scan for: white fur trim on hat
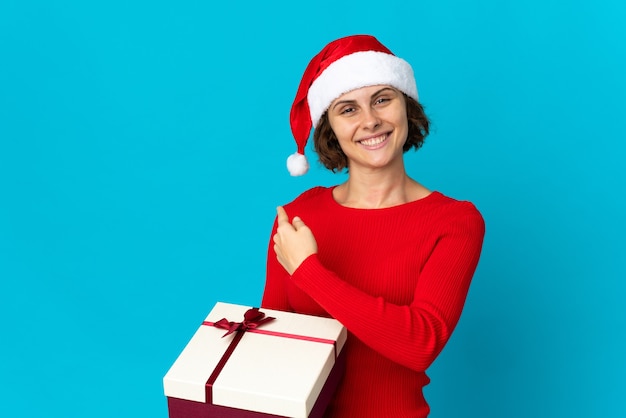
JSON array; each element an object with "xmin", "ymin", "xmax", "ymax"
[
  {"xmin": 307, "ymin": 50, "xmax": 418, "ymax": 128},
  {"xmin": 287, "ymin": 152, "xmax": 309, "ymax": 176}
]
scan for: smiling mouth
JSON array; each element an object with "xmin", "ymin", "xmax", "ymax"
[{"xmin": 358, "ymin": 134, "xmax": 388, "ymax": 147}]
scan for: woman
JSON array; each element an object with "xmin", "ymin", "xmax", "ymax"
[{"xmin": 262, "ymin": 35, "xmax": 485, "ymax": 417}]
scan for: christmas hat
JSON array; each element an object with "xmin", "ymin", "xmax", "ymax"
[{"xmin": 287, "ymin": 34, "xmax": 418, "ymax": 176}]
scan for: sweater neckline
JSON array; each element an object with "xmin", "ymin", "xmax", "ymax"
[{"xmin": 326, "ymin": 186, "xmax": 443, "ymax": 212}]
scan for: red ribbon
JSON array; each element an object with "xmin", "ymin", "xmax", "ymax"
[
  {"xmin": 201, "ymin": 307, "xmax": 337, "ymax": 406},
  {"xmin": 203, "ymin": 307, "xmax": 275, "ymax": 404},
  {"xmin": 210, "ymin": 307, "xmax": 275, "ymax": 337}
]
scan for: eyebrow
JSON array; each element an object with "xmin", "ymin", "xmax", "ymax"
[{"xmin": 331, "ymin": 87, "xmax": 397, "ymax": 111}]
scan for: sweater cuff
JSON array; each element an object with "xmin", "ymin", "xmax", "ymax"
[{"xmin": 292, "ymin": 253, "xmax": 322, "ymax": 282}]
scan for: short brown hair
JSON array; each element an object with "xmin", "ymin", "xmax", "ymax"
[{"xmin": 312, "ymin": 95, "xmax": 430, "ymax": 172}]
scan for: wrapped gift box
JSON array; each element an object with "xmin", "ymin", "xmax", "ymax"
[{"xmin": 163, "ymin": 302, "xmax": 347, "ymax": 418}]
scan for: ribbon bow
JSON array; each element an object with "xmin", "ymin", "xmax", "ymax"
[{"xmin": 212, "ymin": 308, "xmax": 275, "ymax": 338}]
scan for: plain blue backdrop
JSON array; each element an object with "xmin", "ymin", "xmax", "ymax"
[{"xmin": 1, "ymin": 1, "xmax": 624, "ymax": 417}]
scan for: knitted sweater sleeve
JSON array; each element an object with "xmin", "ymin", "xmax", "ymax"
[{"xmin": 288, "ymin": 208, "xmax": 484, "ymax": 372}]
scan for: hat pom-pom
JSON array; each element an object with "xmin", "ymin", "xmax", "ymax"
[{"xmin": 287, "ymin": 152, "xmax": 309, "ymax": 176}]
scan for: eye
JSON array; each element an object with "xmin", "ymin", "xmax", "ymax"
[
  {"xmin": 374, "ymin": 96, "xmax": 391, "ymax": 105},
  {"xmin": 340, "ymin": 106, "xmax": 356, "ymax": 115}
]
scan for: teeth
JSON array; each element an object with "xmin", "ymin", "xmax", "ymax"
[{"xmin": 360, "ymin": 135, "xmax": 387, "ymax": 146}]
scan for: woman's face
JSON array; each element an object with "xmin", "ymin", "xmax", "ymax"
[{"xmin": 327, "ymin": 85, "xmax": 408, "ymax": 173}]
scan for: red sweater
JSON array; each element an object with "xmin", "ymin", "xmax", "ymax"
[{"xmin": 262, "ymin": 187, "xmax": 485, "ymax": 417}]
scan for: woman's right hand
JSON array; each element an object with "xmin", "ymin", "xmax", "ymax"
[{"xmin": 272, "ymin": 206, "xmax": 318, "ymax": 275}]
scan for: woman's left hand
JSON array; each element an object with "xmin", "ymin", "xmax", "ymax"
[{"xmin": 273, "ymin": 206, "xmax": 318, "ymax": 275}]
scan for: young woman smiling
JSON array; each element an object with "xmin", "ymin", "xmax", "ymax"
[
  {"xmin": 262, "ymin": 35, "xmax": 485, "ymax": 417},
  {"xmin": 325, "ymin": 85, "xmax": 430, "ymax": 208}
]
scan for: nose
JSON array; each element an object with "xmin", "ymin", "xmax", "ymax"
[{"xmin": 361, "ymin": 107, "xmax": 381, "ymax": 130}]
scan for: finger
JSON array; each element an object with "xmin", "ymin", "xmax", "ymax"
[
  {"xmin": 273, "ymin": 244, "xmax": 281, "ymax": 259},
  {"xmin": 276, "ymin": 206, "xmax": 289, "ymax": 225},
  {"xmin": 292, "ymin": 216, "xmax": 306, "ymax": 230}
]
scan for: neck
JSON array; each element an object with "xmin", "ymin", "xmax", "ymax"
[{"xmin": 335, "ymin": 166, "xmax": 429, "ymax": 209}]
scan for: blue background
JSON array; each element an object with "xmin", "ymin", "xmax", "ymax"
[{"xmin": 1, "ymin": 1, "xmax": 624, "ymax": 417}]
